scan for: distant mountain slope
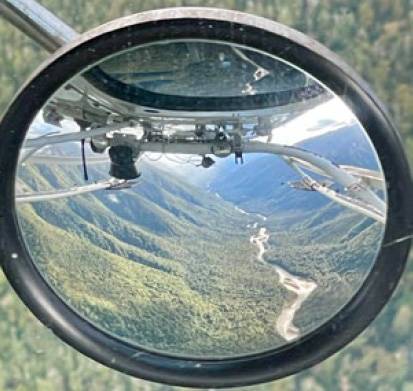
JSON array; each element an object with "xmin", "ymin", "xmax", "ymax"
[
  {"xmin": 209, "ymin": 124, "xmax": 383, "ymax": 218},
  {"xmin": 16, "ymin": 161, "xmax": 290, "ymax": 357},
  {"xmin": 15, "ymin": 130, "xmax": 385, "ymax": 357},
  {"xmin": 207, "ymin": 124, "xmax": 385, "ymax": 333}
]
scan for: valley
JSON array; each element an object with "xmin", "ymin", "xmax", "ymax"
[{"xmin": 15, "ymin": 139, "xmax": 384, "ymax": 359}]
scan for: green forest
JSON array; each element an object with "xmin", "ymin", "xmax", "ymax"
[
  {"xmin": 14, "ymin": 154, "xmax": 381, "ymax": 359},
  {"xmin": 1, "ymin": 0, "xmax": 413, "ymax": 390}
]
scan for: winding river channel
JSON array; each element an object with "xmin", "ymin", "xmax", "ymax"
[{"xmin": 250, "ymin": 227, "xmax": 318, "ymax": 341}]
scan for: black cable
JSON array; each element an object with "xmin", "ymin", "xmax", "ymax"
[{"xmin": 81, "ymin": 139, "xmax": 89, "ymax": 181}]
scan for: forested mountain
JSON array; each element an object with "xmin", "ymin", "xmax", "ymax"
[
  {"xmin": 0, "ymin": 1, "xmax": 413, "ymax": 391},
  {"xmin": 16, "ymin": 143, "xmax": 380, "ymax": 357},
  {"xmin": 17, "ymin": 160, "xmax": 286, "ymax": 357},
  {"xmin": 210, "ymin": 124, "xmax": 380, "ymax": 214}
]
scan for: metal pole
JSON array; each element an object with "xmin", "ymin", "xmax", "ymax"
[
  {"xmin": 0, "ymin": 0, "xmax": 131, "ymax": 122},
  {"xmin": 0, "ymin": 0, "xmax": 78, "ymax": 52}
]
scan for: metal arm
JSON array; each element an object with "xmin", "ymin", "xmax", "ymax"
[
  {"xmin": 286, "ymin": 158, "xmax": 385, "ymax": 223},
  {"xmin": 16, "ymin": 178, "xmax": 139, "ymax": 203},
  {"xmin": 2, "ymin": 1, "xmax": 385, "ymax": 223},
  {"xmin": 18, "ymin": 127, "xmax": 386, "ymax": 222},
  {"xmin": 27, "ymin": 154, "xmax": 109, "ymax": 165},
  {"xmin": 286, "ymin": 157, "xmax": 384, "ymax": 190},
  {"xmin": 134, "ymin": 140, "xmax": 385, "ymax": 215},
  {"xmin": 0, "ymin": 0, "xmax": 134, "ymax": 118},
  {"xmin": 0, "ymin": 0, "xmax": 77, "ymax": 52}
]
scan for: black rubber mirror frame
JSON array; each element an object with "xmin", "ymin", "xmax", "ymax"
[{"xmin": 0, "ymin": 8, "xmax": 412, "ymax": 388}]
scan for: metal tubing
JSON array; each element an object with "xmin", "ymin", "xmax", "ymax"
[
  {"xmin": 16, "ymin": 180, "xmax": 113, "ymax": 203},
  {"xmin": 0, "ymin": 0, "xmax": 78, "ymax": 52},
  {"xmin": 22, "ymin": 121, "xmax": 134, "ymax": 149},
  {"xmin": 23, "ymin": 124, "xmax": 385, "ymax": 216}
]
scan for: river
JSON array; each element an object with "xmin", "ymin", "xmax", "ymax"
[{"xmin": 250, "ymin": 227, "xmax": 317, "ymax": 341}]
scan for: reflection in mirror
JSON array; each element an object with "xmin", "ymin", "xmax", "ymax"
[{"xmin": 15, "ymin": 40, "xmax": 386, "ymax": 358}]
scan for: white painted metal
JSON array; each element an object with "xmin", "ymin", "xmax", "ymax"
[
  {"xmin": 28, "ymin": 154, "xmax": 110, "ymax": 165},
  {"xmin": 0, "ymin": 0, "xmax": 77, "ymax": 52},
  {"xmin": 16, "ymin": 179, "xmax": 137, "ymax": 203},
  {"xmin": 286, "ymin": 159, "xmax": 385, "ymax": 223},
  {"xmin": 22, "ymin": 121, "xmax": 134, "ymax": 149},
  {"xmin": 20, "ymin": 128, "xmax": 386, "ymax": 222}
]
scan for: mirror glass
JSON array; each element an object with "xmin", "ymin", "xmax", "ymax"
[{"xmin": 14, "ymin": 39, "xmax": 386, "ymax": 358}]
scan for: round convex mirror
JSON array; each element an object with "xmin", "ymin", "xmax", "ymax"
[{"xmin": 0, "ymin": 8, "xmax": 412, "ymax": 388}]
